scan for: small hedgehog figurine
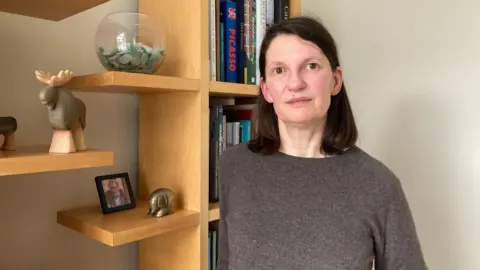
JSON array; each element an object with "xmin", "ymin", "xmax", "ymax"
[{"xmin": 35, "ymin": 69, "xmax": 87, "ymax": 154}]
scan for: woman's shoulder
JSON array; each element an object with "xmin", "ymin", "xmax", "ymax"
[
  {"xmin": 217, "ymin": 143, "xmax": 255, "ymax": 189},
  {"xmin": 219, "ymin": 142, "xmax": 253, "ymax": 166},
  {"xmin": 349, "ymin": 146, "xmax": 405, "ymax": 197}
]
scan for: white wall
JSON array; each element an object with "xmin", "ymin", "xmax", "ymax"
[
  {"xmin": 0, "ymin": 0, "xmax": 139, "ymax": 269},
  {"xmin": 302, "ymin": 1, "xmax": 480, "ymax": 269}
]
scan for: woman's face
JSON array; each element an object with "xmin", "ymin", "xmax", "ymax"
[{"xmin": 260, "ymin": 34, "xmax": 343, "ymax": 127}]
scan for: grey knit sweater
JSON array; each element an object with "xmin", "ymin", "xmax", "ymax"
[{"xmin": 216, "ymin": 143, "xmax": 427, "ymax": 270}]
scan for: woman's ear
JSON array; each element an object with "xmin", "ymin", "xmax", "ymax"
[
  {"xmin": 260, "ymin": 77, "xmax": 273, "ymax": 103},
  {"xmin": 331, "ymin": 67, "xmax": 343, "ymax": 96}
]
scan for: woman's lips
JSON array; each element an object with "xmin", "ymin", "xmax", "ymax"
[{"xmin": 286, "ymin": 97, "xmax": 312, "ymax": 104}]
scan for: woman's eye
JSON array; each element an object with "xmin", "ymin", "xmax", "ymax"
[
  {"xmin": 307, "ymin": 63, "xmax": 318, "ymax": 69},
  {"xmin": 273, "ymin": 67, "xmax": 283, "ymax": 74}
]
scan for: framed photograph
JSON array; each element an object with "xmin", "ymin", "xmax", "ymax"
[{"xmin": 95, "ymin": 172, "xmax": 136, "ymax": 214}]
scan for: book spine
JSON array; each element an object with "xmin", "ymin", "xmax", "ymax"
[
  {"xmin": 239, "ymin": 120, "xmax": 251, "ymax": 142},
  {"xmin": 223, "ymin": 0, "xmax": 238, "ymax": 83},
  {"xmin": 237, "ymin": 0, "xmax": 245, "ymax": 84},
  {"xmin": 274, "ymin": 0, "xmax": 290, "ymax": 23},
  {"xmin": 266, "ymin": 0, "xmax": 274, "ymax": 28},
  {"xmin": 249, "ymin": 0, "xmax": 256, "ymax": 84},
  {"xmin": 255, "ymin": 0, "xmax": 265, "ymax": 84},
  {"xmin": 243, "ymin": 0, "xmax": 250, "ymax": 85},
  {"xmin": 210, "ymin": 0, "xmax": 217, "ymax": 80},
  {"xmin": 220, "ymin": 21, "xmax": 225, "ymax": 81},
  {"xmin": 208, "ymin": 106, "xmax": 217, "ymax": 202},
  {"xmin": 215, "ymin": 105, "xmax": 223, "ymax": 201}
]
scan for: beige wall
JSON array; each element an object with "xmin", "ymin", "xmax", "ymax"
[
  {"xmin": 0, "ymin": 0, "xmax": 139, "ymax": 269},
  {"xmin": 303, "ymin": 1, "xmax": 480, "ymax": 269}
]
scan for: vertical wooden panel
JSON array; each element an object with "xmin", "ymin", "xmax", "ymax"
[
  {"xmin": 138, "ymin": 0, "xmax": 205, "ymax": 268},
  {"xmin": 290, "ymin": 0, "xmax": 302, "ymax": 17},
  {"xmin": 199, "ymin": 0, "xmax": 212, "ymax": 268},
  {"xmin": 139, "ymin": 0, "xmax": 203, "ymax": 79},
  {"xmin": 138, "ymin": 91, "xmax": 202, "ymax": 270},
  {"xmin": 138, "ymin": 92, "xmax": 202, "ymax": 210}
]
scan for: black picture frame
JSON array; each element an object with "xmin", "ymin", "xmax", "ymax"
[{"xmin": 95, "ymin": 172, "xmax": 136, "ymax": 214}]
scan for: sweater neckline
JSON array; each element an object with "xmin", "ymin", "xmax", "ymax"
[{"xmin": 268, "ymin": 146, "xmax": 359, "ymax": 164}]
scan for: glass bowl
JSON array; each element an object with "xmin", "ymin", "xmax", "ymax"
[{"xmin": 94, "ymin": 12, "xmax": 166, "ymax": 74}]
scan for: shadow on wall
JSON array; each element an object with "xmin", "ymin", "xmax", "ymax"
[{"xmin": 371, "ymin": 88, "xmax": 469, "ymax": 270}]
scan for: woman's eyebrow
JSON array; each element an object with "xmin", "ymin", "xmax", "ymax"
[
  {"xmin": 267, "ymin": 56, "xmax": 324, "ymax": 67},
  {"xmin": 302, "ymin": 56, "xmax": 323, "ymax": 62},
  {"xmin": 268, "ymin": 60, "xmax": 285, "ymax": 66}
]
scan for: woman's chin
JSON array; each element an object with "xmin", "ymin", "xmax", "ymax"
[{"xmin": 282, "ymin": 116, "xmax": 315, "ymax": 126}]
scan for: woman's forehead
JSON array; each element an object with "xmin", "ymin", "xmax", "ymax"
[{"xmin": 266, "ymin": 35, "xmax": 326, "ymax": 63}]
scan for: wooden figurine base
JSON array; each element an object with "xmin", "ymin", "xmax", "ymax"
[
  {"xmin": 72, "ymin": 122, "xmax": 86, "ymax": 151},
  {"xmin": 1, "ymin": 132, "xmax": 15, "ymax": 151},
  {"xmin": 49, "ymin": 130, "xmax": 76, "ymax": 153},
  {"xmin": 49, "ymin": 123, "xmax": 87, "ymax": 154}
]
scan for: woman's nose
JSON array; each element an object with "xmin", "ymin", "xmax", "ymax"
[{"xmin": 287, "ymin": 71, "xmax": 306, "ymax": 92}]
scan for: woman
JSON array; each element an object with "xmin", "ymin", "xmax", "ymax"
[{"xmin": 216, "ymin": 16, "xmax": 427, "ymax": 269}]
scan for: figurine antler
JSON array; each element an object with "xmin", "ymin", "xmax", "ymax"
[{"xmin": 35, "ymin": 69, "xmax": 73, "ymax": 86}]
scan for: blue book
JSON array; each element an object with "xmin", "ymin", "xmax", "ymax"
[
  {"xmin": 208, "ymin": 231, "xmax": 211, "ymax": 269},
  {"xmin": 220, "ymin": 0, "xmax": 238, "ymax": 83},
  {"xmin": 239, "ymin": 120, "xmax": 251, "ymax": 142}
]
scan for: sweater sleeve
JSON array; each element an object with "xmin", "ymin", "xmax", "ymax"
[
  {"xmin": 373, "ymin": 174, "xmax": 428, "ymax": 270},
  {"xmin": 216, "ymin": 151, "xmax": 231, "ymax": 270}
]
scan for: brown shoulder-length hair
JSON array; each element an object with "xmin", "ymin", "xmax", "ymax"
[{"xmin": 247, "ymin": 16, "xmax": 358, "ymax": 156}]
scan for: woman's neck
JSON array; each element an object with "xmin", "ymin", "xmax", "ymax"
[{"xmin": 278, "ymin": 120, "xmax": 325, "ymax": 158}]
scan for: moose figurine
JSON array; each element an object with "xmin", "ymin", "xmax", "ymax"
[
  {"xmin": 0, "ymin": 116, "xmax": 17, "ymax": 151},
  {"xmin": 35, "ymin": 69, "xmax": 87, "ymax": 154}
]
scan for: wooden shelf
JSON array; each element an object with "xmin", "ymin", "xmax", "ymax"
[
  {"xmin": 0, "ymin": 147, "xmax": 113, "ymax": 176},
  {"xmin": 209, "ymin": 81, "xmax": 259, "ymax": 97},
  {"xmin": 64, "ymin": 72, "xmax": 201, "ymax": 94},
  {"xmin": 208, "ymin": 202, "xmax": 219, "ymax": 222},
  {"xmin": 0, "ymin": 0, "xmax": 110, "ymax": 21},
  {"xmin": 57, "ymin": 200, "xmax": 200, "ymax": 247}
]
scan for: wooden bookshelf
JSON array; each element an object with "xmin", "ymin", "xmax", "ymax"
[
  {"xmin": 57, "ymin": 200, "xmax": 200, "ymax": 247},
  {"xmin": 0, "ymin": 0, "xmax": 303, "ymax": 269},
  {"xmin": 0, "ymin": 0, "xmax": 110, "ymax": 21},
  {"xmin": 0, "ymin": 147, "xmax": 113, "ymax": 176},
  {"xmin": 209, "ymin": 81, "xmax": 259, "ymax": 97},
  {"xmin": 208, "ymin": 202, "xmax": 219, "ymax": 222},
  {"xmin": 65, "ymin": 72, "xmax": 200, "ymax": 94}
]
